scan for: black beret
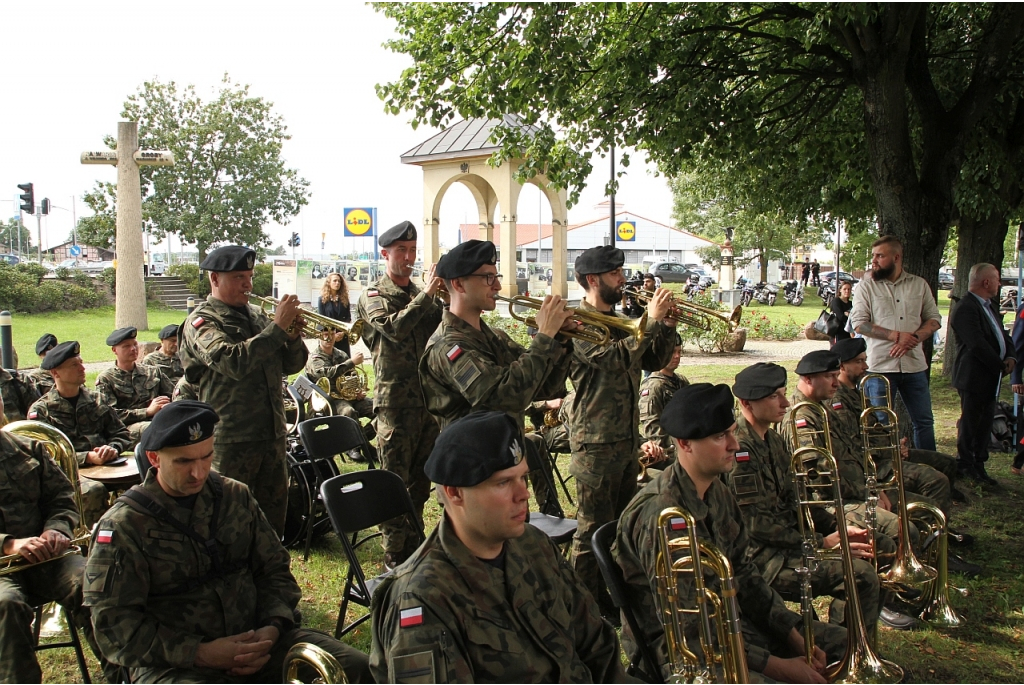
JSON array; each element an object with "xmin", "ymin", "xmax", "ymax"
[
  {"xmin": 832, "ymin": 337, "xmax": 867, "ymax": 363},
  {"xmin": 796, "ymin": 350, "xmax": 841, "ymax": 376},
  {"xmin": 140, "ymin": 400, "xmax": 220, "ymax": 452},
  {"xmin": 35, "ymin": 333, "xmax": 57, "ymax": 356},
  {"xmin": 662, "ymin": 383, "xmax": 736, "ymax": 440},
  {"xmin": 575, "ymin": 245, "xmax": 625, "ymax": 275},
  {"xmin": 41, "ymin": 341, "xmax": 80, "ymax": 370},
  {"xmin": 199, "ymin": 245, "xmax": 256, "ymax": 272},
  {"xmin": 734, "ymin": 363, "xmax": 787, "ymax": 400},
  {"xmin": 158, "ymin": 324, "xmax": 179, "ymax": 341},
  {"xmin": 436, "ymin": 240, "xmax": 497, "ymax": 280},
  {"xmin": 425, "ymin": 411, "xmax": 526, "ymax": 487},
  {"xmin": 378, "ymin": 220, "xmax": 417, "ymax": 247},
  {"xmin": 106, "ymin": 327, "xmax": 137, "ymax": 346}
]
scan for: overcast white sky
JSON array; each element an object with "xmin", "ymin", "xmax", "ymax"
[{"xmin": 0, "ymin": 1, "xmax": 675, "ymax": 257}]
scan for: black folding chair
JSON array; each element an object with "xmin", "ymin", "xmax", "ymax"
[
  {"xmin": 592, "ymin": 521, "xmax": 663, "ymax": 683},
  {"xmin": 133, "ymin": 443, "xmax": 150, "ymax": 481},
  {"xmin": 31, "ymin": 597, "xmax": 91, "ymax": 683},
  {"xmin": 525, "ymin": 438, "xmax": 577, "ymax": 551},
  {"xmin": 320, "ymin": 470, "xmax": 425, "ymax": 638},
  {"xmin": 298, "ymin": 415, "xmax": 377, "ymax": 468}
]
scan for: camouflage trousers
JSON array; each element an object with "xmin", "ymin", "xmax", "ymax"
[
  {"xmin": 126, "ymin": 420, "xmax": 151, "ymax": 449},
  {"xmin": 0, "ymin": 553, "xmax": 111, "ymax": 683},
  {"xmin": 376, "ymin": 407, "xmax": 436, "ymax": 557},
  {"xmin": 771, "ymin": 555, "xmax": 882, "ymax": 637},
  {"xmin": 131, "ymin": 627, "xmax": 372, "ymax": 683},
  {"xmin": 743, "ymin": 616, "xmax": 847, "ymax": 674},
  {"xmin": 330, "ymin": 398, "xmax": 376, "ymax": 442},
  {"xmin": 80, "ymin": 476, "xmax": 109, "ymax": 529},
  {"xmin": 570, "ymin": 439, "xmax": 639, "ymax": 603},
  {"xmin": 214, "ymin": 438, "xmax": 288, "ymax": 536},
  {"xmin": 542, "ymin": 423, "xmax": 570, "ymax": 455},
  {"xmin": 840, "ymin": 502, "xmax": 920, "ymax": 556},
  {"xmin": 904, "ymin": 449, "xmax": 957, "ymax": 518}
]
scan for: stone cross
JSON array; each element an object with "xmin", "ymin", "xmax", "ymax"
[{"xmin": 81, "ymin": 121, "xmax": 174, "ymax": 330}]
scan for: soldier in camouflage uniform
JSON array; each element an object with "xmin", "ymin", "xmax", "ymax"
[
  {"xmin": 173, "ymin": 375, "xmax": 199, "ymax": 402},
  {"xmin": 370, "ymin": 412, "xmax": 631, "ymax": 684},
  {"xmin": 142, "ymin": 323, "xmax": 185, "ymax": 385},
  {"xmin": 419, "ymin": 240, "xmax": 575, "ymax": 517},
  {"xmin": 0, "ymin": 408, "xmax": 111, "ymax": 683},
  {"xmin": 638, "ymin": 335, "xmax": 689, "ymax": 472},
  {"xmin": 28, "ymin": 341, "xmax": 130, "ymax": 528},
  {"xmin": 0, "ymin": 367, "xmax": 41, "ymax": 423},
  {"xmin": 84, "ymin": 401, "xmax": 371, "ymax": 683},
  {"xmin": 614, "ymin": 383, "xmax": 847, "ymax": 683},
  {"xmin": 178, "ymin": 246, "xmax": 308, "ymax": 535},
  {"xmin": 727, "ymin": 362, "xmax": 911, "ymax": 634},
  {"xmin": 25, "ymin": 333, "xmax": 57, "ymax": 396},
  {"xmin": 568, "ymin": 245, "xmax": 678, "ymax": 608},
  {"xmin": 96, "ymin": 326, "xmax": 175, "ymax": 446},
  {"xmin": 303, "ymin": 336, "xmax": 374, "ymax": 439},
  {"xmin": 356, "ymin": 221, "xmax": 444, "ymax": 567},
  {"xmin": 526, "ymin": 393, "xmax": 570, "ymax": 455}
]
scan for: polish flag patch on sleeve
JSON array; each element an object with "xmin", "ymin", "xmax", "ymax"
[
  {"xmin": 446, "ymin": 345, "xmax": 464, "ymax": 362},
  {"xmin": 27, "ymin": 411, "xmax": 36, "ymax": 419},
  {"xmin": 400, "ymin": 607, "xmax": 424, "ymax": 627},
  {"xmin": 96, "ymin": 530, "xmax": 114, "ymax": 544},
  {"xmin": 669, "ymin": 517, "xmax": 688, "ymax": 531},
  {"xmin": 191, "ymin": 317, "xmax": 205, "ymax": 329},
  {"xmin": 640, "ymin": 389, "xmax": 650, "ymax": 397},
  {"xmin": 735, "ymin": 452, "xmax": 750, "ymax": 462},
  {"xmin": 367, "ymin": 290, "xmax": 379, "ymax": 297},
  {"xmin": 795, "ymin": 418, "xmax": 808, "ymax": 428},
  {"xmin": 832, "ymin": 402, "xmax": 843, "ymax": 410}
]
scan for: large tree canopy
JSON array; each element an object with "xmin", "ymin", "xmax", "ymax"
[
  {"xmin": 376, "ymin": 3, "xmax": 1024, "ymax": 286},
  {"xmin": 82, "ymin": 76, "xmax": 310, "ymax": 261}
]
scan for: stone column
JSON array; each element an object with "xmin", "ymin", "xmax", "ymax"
[
  {"xmin": 115, "ymin": 122, "xmax": 148, "ymax": 330},
  {"xmin": 499, "ymin": 216, "xmax": 518, "ymax": 297},
  {"xmin": 552, "ymin": 218, "xmax": 568, "ymax": 298}
]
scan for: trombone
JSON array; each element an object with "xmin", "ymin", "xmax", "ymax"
[
  {"xmin": 654, "ymin": 507, "xmax": 749, "ymax": 683},
  {"xmin": 623, "ymin": 287, "xmax": 743, "ymax": 332},
  {"xmin": 249, "ymin": 294, "xmax": 364, "ymax": 345},
  {"xmin": 786, "ymin": 405, "xmax": 904, "ymax": 684}
]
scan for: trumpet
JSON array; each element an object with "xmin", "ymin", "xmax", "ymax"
[
  {"xmin": 623, "ymin": 287, "xmax": 742, "ymax": 332},
  {"xmin": 283, "ymin": 641, "xmax": 348, "ymax": 683},
  {"xmin": 249, "ymin": 294, "xmax": 364, "ymax": 345},
  {"xmin": 495, "ymin": 294, "xmax": 646, "ymax": 345},
  {"xmin": 315, "ymin": 367, "xmax": 368, "ymax": 401},
  {"xmin": 786, "ymin": 404, "xmax": 904, "ymax": 683},
  {"xmin": 654, "ymin": 507, "xmax": 749, "ymax": 683}
]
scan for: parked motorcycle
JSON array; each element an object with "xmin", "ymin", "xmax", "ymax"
[
  {"xmin": 739, "ymin": 279, "xmax": 756, "ymax": 306},
  {"xmin": 818, "ymin": 280, "xmax": 835, "ymax": 308},
  {"xmin": 751, "ymin": 281, "xmax": 778, "ymax": 306},
  {"xmin": 782, "ymin": 279, "xmax": 804, "ymax": 306},
  {"xmin": 682, "ymin": 274, "xmax": 706, "ymax": 300}
]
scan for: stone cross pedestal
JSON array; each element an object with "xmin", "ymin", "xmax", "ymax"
[{"xmin": 81, "ymin": 121, "xmax": 174, "ymax": 330}]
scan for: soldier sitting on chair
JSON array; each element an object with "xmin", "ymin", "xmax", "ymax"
[
  {"xmin": 27, "ymin": 341, "xmax": 127, "ymax": 528},
  {"xmin": 638, "ymin": 333, "xmax": 689, "ymax": 477},
  {"xmin": 95, "ymin": 327, "xmax": 175, "ymax": 445},
  {"xmin": 0, "ymin": 366, "xmax": 41, "ymax": 424},
  {"xmin": 26, "ymin": 333, "xmax": 58, "ymax": 395},
  {"xmin": 303, "ymin": 334, "xmax": 374, "ymax": 446},
  {"xmin": 143, "ymin": 324, "xmax": 185, "ymax": 385},
  {"xmin": 370, "ymin": 411, "xmax": 634, "ymax": 684},
  {"xmin": 84, "ymin": 400, "xmax": 372, "ymax": 684}
]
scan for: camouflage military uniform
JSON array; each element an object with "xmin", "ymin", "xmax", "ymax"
[
  {"xmin": 172, "ymin": 375, "xmax": 199, "ymax": 402},
  {"xmin": 357, "ymin": 275, "xmax": 443, "ymax": 557},
  {"xmin": 727, "ymin": 413, "xmax": 883, "ymax": 632},
  {"xmin": 28, "ymin": 386, "xmax": 131, "ymax": 527},
  {"xmin": 142, "ymin": 349, "xmax": 185, "ymax": 385},
  {"xmin": 178, "ymin": 296, "xmax": 308, "ymax": 534},
  {"xmin": 568, "ymin": 302, "xmax": 677, "ymax": 601},
  {"xmin": 370, "ymin": 514, "xmax": 631, "ymax": 684},
  {"xmin": 0, "ymin": 367, "xmax": 41, "ymax": 423},
  {"xmin": 95, "ymin": 362, "xmax": 175, "ymax": 445},
  {"xmin": 614, "ymin": 459, "xmax": 847, "ymax": 679},
  {"xmin": 26, "ymin": 367, "xmax": 55, "ymax": 396},
  {"xmin": 0, "ymin": 430, "xmax": 108, "ymax": 683},
  {"xmin": 304, "ymin": 346, "xmax": 374, "ymax": 433},
  {"xmin": 833, "ymin": 383, "xmax": 954, "ymax": 518},
  {"xmin": 83, "ymin": 470, "xmax": 370, "ymax": 683},
  {"xmin": 420, "ymin": 310, "xmax": 572, "ymax": 514},
  {"xmin": 526, "ymin": 395, "xmax": 570, "ymax": 455},
  {"xmin": 638, "ymin": 371, "xmax": 690, "ymax": 464}
]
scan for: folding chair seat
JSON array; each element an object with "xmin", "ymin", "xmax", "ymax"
[
  {"xmin": 525, "ymin": 439, "xmax": 578, "ymax": 550},
  {"xmin": 320, "ymin": 470, "xmax": 425, "ymax": 638},
  {"xmin": 298, "ymin": 415, "xmax": 376, "ymax": 467},
  {"xmin": 592, "ymin": 521, "xmax": 663, "ymax": 683}
]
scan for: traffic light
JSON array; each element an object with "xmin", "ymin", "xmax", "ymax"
[
  {"xmin": 41, "ymin": 198, "xmax": 50, "ymax": 215},
  {"xmin": 17, "ymin": 183, "xmax": 33, "ymax": 214},
  {"xmin": 288, "ymin": 231, "xmax": 300, "ymax": 247}
]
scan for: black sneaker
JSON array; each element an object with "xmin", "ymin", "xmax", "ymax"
[
  {"xmin": 879, "ymin": 607, "xmax": 918, "ymax": 630},
  {"xmin": 947, "ymin": 553, "xmax": 983, "ymax": 578}
]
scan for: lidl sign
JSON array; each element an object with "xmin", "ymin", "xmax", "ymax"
[
  {"xmin": 344, "ymin": 208, "xmax": 375, "ymax": 237},
  {"xmin": 616, "ymin": 220, "xmax": 636, "ymax": 242}
]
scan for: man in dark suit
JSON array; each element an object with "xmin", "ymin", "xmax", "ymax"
[{"xmin": 951, "ymin": 262, "xmax": 1015, "ymax": 486}]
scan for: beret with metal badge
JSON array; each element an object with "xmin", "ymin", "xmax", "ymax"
[
  {"xmin": 106, "ymin": 327, "xmax": 138, "ymax": 347},
  {"xmin": 199, "ymin": 245, "xmax": 256, "ymax": 272},
  {"xmin": 425, "ymin": 411, "xmax": 526, "ymax": 487},
  {"xmin": 378, "ymin": 220, "xmax": 417, "ymax": 247},
  {"xmin": 662, "ymin": 383, "xmax": 736, "ymax": 440},
  {"xmin": 436, "ymin": 240, "xmax": 497, "ymax": 280},
  {"xmin": 41, "ymin": 341, "xmax": 81, "ymax": 370},
  {"xmin": 574, "ymin": 245, "xmax": 625, "ymax": 276},
  {"xmin": 795, "ymin": 349, "xmax": 842, "ymax": 376},
  {"xmin": 733, "ymin": 362, "xmax": 788, "ymax": 401},
  {"xmin": 140, "ymin": 400, "xmax": 220, "ymax": 452},
  {"xmin": 831, "ymin": 337, "xmax": 867, "ymax": 363},
  {"xmin": 35, "ymin": 333, "xmax": 57, "ymax": 356}
]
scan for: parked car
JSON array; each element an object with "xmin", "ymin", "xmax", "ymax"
[
  {"xmin": 937, "ymin": 272, "xmax": 954, "ymax": 290},
  {"xmin": 821, "ymin": 270, "xmax": 858, "ymax": 284},
  {"xmin": 648, "ymin": 261, "xmax": 698, "ymax": 284},
  {"xmin": 0, "ymin": 254, "xmax": 20, "ymax": 266}
]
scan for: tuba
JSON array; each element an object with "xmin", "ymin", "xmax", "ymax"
[
  {"xmin": 858, "ymin": 374, "xmax": 937, "ymax": 593},
  {"xmin": 283, "ymin": 641, "xmax": 348, "ymax": 683},
  {"xmin": 906, "ymin": 502, "xmax": 964, "ymax": 628},
  {"xmin": 622, "ymin": 287, "xmax": 743, "ymax": 332},
  {"xmin": 0, "ymin": 421, "xmax": 91, "ymax": 576},
  {"xmin": 316, "ymin": 366, "xmax": 368, "ymax": 401},
  {"xmin": 654, "ymin": 507, "xmax": 749, "ymax": 683},
  {"xmin": 786, "ymin": 405, "xmax": 904, "ymax": 684},
  {"xmin": 249, "ymin": 294, "xmax": 364, "ymax": 345}
]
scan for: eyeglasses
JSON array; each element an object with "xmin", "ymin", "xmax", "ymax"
[{"xmin": 465, "ymin": 272, "xmax": 503, "ymax": 286}]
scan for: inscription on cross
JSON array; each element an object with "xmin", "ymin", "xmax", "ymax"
[{"xmin": 80, "ymin": 121, "xmax": 174, "ymax": 330}]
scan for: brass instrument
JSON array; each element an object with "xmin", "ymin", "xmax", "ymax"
[
  {"xmin": 0, "ymin": 421, "xmax": 91, "ymax": 576},
  {"xmin": 249, "ymin": 294, "xmax": 364, "ymax": 345},
  {"xmin": 786, "ymin": 404, "xmax": 904, "ymax": 684},
  {"xmin": 858, "ymin": 374, "xmax": 937, "ymax": 593},
  {"xmin": 284, "ymin": 641, "xmax": 348, "ymax": 683},
  {"xmin": 316, "ymin": 366, "xmax": 368, "ymax": 401},
  {"xmin": 496, "ymin": 294, "xmax": 646, "ymax": 345},
  {"xmin": 623, "ymin": 287, "xmax": 743, "ymax": 332},
  {"xmin": 654, "ymin": 507, "xmax": 749, "ymax": 683},
  {"xmin": 906, "ymin": 502, "xmax": 964, "ymax": 628},
  {"xmin": 543, "ymin": 408, "xmax": 560, "ymax": 427}
]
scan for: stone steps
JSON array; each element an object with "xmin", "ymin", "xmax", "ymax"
[{"xmin": 145, "ymin": 276, "xmax": 198, "ymax": 310}]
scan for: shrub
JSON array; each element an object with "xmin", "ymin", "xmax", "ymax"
[
  {"xmin": 54, "ymin": 266, "xmax": 71, "ymax": 280},
  {"xmin": 482, "ymin": 311, "xmax": 532, "ymax": 348},
  {"xmin": 98, "ymin": 267, "xmax": 116, "ymax": 296},
  {"xmin": 15, "ymin": 262, "xmax": 48, "ymax": 284},
  {"xmin": 252, "ymin": 263, "xmax": 273, "ymax": 296},
  {"xmin": 168, "ymin": 263, "xmax": 209, "ymax": 297},
  {"xmin": 35, "ymin": 281, "xmax": 102, "ymax": 312},
  {"xmin": 745, "ymin": 313, "xmax": 802, "ymax": 340},
  {"xmin": 70, "ymin": 271, "xmax": 93, "ymax": 289}
]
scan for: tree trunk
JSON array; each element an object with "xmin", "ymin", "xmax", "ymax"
[{"xmin": 759, "ymin": 253, "xmax": 768, "ymax": 282}]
